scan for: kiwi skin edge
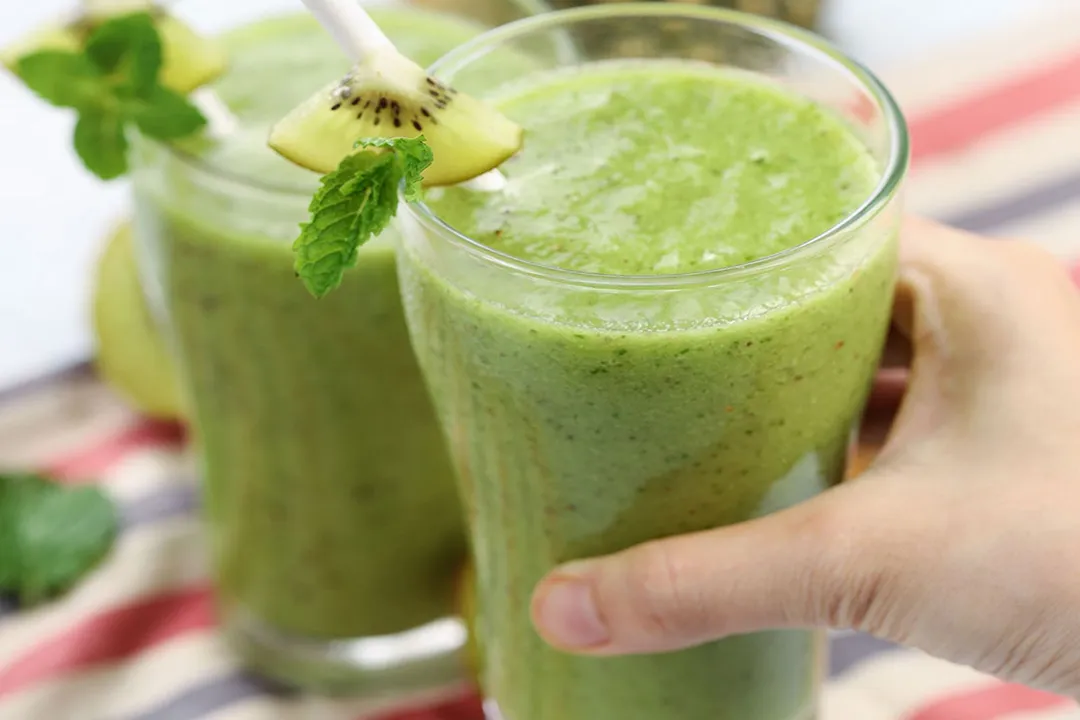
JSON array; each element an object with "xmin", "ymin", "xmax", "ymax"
[{"xmin": 269, "ymin": 50, "xmax": 523, "ymax": 187}]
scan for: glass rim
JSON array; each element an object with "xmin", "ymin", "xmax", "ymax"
[{"xmin": 405, "ymin": 2, "xmax": 910, "ymax": 290}]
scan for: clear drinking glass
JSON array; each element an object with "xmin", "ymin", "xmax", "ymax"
[
  {"xmin": 396, "ymin": 5, "xmax": 908, "ymax": 719},
  {"xmin": 128, "ymin": 0, "xmax": 539, "ymax": 697}
]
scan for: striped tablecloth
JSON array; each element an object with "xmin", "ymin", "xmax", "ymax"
[{"xmin": 4, "ymin": 4, "xmax": 1080, "ymax": 719}]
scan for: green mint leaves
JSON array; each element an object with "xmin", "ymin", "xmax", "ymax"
[
  {"xmin": 293, "ymin": 136, "xmax": 434, "ymax": 298},
  {"xmin": 11, "ymin": 12, "xmax": 206, "ymax": 180},
  {"xmin": 0, "ymin": 473, "xmax": 119, "ymax": 606},
  {"xmin": 16, "ymin": 51, "xmax": 103, "ymax": 108}
]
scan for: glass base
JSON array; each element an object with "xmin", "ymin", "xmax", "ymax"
[
  {"xmin": 482, "ymin": 698, "xmax": 818, "ymax": 720},
  {"xmin": 225, "ymin": 608, "xmax": 469, "ymax": 697}
]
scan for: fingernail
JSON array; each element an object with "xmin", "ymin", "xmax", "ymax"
[{"xmin": 533, "ymin": 565, "xmax": 609, "ymax": 649}]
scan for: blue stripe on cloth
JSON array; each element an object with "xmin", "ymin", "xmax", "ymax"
[
  {"xmin": 121, "ymin": 483, "xmax": 199, "ymax": 532},
  {"xmin": 943, "ymin": 167, "xmax": 1080, "ymax": 234},
  {"xmin": 830, "ymin": 632, "xmax": 903, "ymax": 677},
  {"xmin": 123, "ymin": 672, "xmax": 295, "ymax": 720}
]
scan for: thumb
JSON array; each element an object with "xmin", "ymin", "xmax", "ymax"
[{"xmin": 530, "ymin": 480, "xmax": 921, "ymax": 655}]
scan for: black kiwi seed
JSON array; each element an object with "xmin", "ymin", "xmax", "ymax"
[
  {"xmin": 373, "ymin": 117, "xmax": 380, "ymax": 126},
  {"xmin": 351, "ymin": 97, "xmax": 361, "ymax": 106},
  {"xmin": 393, "ymin": 118, "xmax": 401, "ymax": 127},
  {"xmin": 426, "ymin": 77, "xmax": 436, "ymax": 86},
  {"xmin": 412, "ymin": 120, "xmax": 423, "ymax": 131},
  {"xmin": 420, "ymin": 108, "xmax": 431, "ymax": 117},
  {"xmin": 331, "ymin": 103, "xmax": 342, "ymax": 111},
  {"xmin": 378, "ymin": 98, "xmax": 388, "ymax": 109},
  {"xmin": 429, "ymin": 89, "xmax": 440, "ymax": 98},
  {"xmin": 357, "ymin": 112, "xmax": 364, "ymax": 119}
]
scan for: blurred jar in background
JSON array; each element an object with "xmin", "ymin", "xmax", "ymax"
[
  {"xmin": 412, "ymin": 0, "xmax": 824, "ymax": 64},
  {"xmin": 539, "ymin": 0, "xmax": 821, "ymax": 28},
  {"xmin": 413, "ymin": 0, "xmax": 822, "ymax": 35}
]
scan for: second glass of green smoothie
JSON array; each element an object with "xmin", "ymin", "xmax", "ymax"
[
  {"xmin": 128, "ymin": 1, "xmax": 534, "ymax": 696},
  {"xmin": 397, "ymin": 5, "xmax": 908, "ymax": 719}
]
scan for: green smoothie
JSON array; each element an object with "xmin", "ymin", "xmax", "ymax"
[
  {"xmin": 132, "ymin": 10, "xmax": 484, "ymax": 656},
  {"xmin": 400, "ymin": 61, "xmax": 898, "ymax": 718}
]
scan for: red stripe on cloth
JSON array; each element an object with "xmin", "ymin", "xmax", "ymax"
[
  {"xmin": 906, "ymin": 683, "xmax": 1073, "ymax": 720},
  {"xmin": 367, "ymin": 691, "xmax": 484, "ymax": 720},
  {"xmin": 46, "ymin": 419, "xmax": 186, "ymax": 482},
  {"xmin": 0, "ymin": 586, "xmax": 214, "ymax": 698},
  {"xmin": 909, "ymin": 49, "xmax": 1080, "ymax": 166}
]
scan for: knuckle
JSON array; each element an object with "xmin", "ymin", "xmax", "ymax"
[
  {"xmin": 793, "ymin": 494, "xmax": 902, "ymax": 633},
  {"xmin": 618, "ymin": 540, "xmax": 710, "ymax": 643}
]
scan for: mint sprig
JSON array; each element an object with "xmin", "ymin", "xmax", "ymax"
[
  {"xmin": 293, "ymin": 136, "xmax": 434, "ymax": 298},
  {"xmin": 11, "ymin": 12, "xmax": 206, "ymax": 180},
  {"xmin": 0, "ymin": 473, "xmax": 119, "ymax": 606}
]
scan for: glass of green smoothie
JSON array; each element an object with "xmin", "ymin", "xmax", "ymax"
[
  {"xmin": 127, "ymin": 0, "xmax": 539, "ymax": 696},
  {"xmin": 395, "ymin": 4, "xmax": 907, "ymax": 718}
]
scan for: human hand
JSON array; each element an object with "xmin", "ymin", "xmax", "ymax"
[{"xmin": 530, "ymin": 217, "xmax": 1080, "ymax": 698}]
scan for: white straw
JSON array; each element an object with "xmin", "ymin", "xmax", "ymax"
[
  {"xmin": 300, "ymin": 0, "xmax": 395, "ymax": 62},
  {"xmin": 466, "ymin": 171, "xmax": 509, "ymax": 191},
  {"xmin": 191, "ymin": 87, "xmax": 240, "ymax": 138}
]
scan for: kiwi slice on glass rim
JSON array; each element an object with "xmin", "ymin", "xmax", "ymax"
[
  {"xmin": 1, "ymin": 0, "xmax": 227, "ymax": 95},
  {"xmin": 269, "ymin": 44, "xmax": 523, "ymax": 187}
]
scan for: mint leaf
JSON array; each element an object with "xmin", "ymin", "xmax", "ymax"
[
  {"xmin": 128, "ymin": 86, "xmax": 206, "ymax": 139},
  {"xmin": 294, "ymin": 137, "xmax": 434, "ymax": 298},
  {"xmin": 0, "ymin": 476, "xmax": 51, "ymax": 591},
  {"xmin": 0, "ymin": 473, "xmax": 119, "ymax": 606},
  {"xmin": 357, "ymin": 136, "xmax": 433, "ymax": 202},
  {"xmin": 294, "ymin": 153, "xmax": 396, "ymax": 298},
  {"xmin": 14, "ymin": 51, "xmax": 104, "ymax": 109},
  {"xmin": 85, "ymin": 12, "xmax": 162, "ymax": 96},
  {"xmin": 6, "ymin": 10, "xmax": 211, "ymax": 181},
  {"xmin": 74, "ymin": 108, "xmax": 129, "ymax": 180}
]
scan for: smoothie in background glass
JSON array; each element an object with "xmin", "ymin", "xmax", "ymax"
[
  {"xmin": 129, "ymin": 5, "xmax": 528, "ymax": 694},
  {"xmin": 397, "ymin": 6, "xmax": 908, "ymax": 719}
]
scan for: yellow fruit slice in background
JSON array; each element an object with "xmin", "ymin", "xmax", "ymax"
[
  {"xmin": 1, "ymin": 6, "xmax": 227, "ymax": 96},
  {"xmin": 91, "ymin": 221, "xmax": 184, "ymax": 420}
]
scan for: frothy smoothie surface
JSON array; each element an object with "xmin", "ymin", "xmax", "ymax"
[{"xmin": 427, "ymin": 60, "xmax": 880, "ymax": 275}]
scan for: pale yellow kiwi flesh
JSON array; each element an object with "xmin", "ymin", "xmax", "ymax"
[
  {"xmin": 268, "ymin": 51, "xmax": 523, "ymax": 187},
  {"xmin": 1, "ymin": 7, "xmax": 227, "ymax": 95}
]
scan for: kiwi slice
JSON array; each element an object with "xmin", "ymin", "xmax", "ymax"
[
  {"xmin": 268, "ymin": 48, "xmax": 523, "ymax": 186},
  {"xmin": 1, "ymin": 1, "xmax": 227, "ymax": 95},
  {"xmin": 148, "ymin": 14, "xmax": 228, "ymax": 95},
  {"xmin": 0, "ymin": 21, "xmax": 81, "ymax": 72}
]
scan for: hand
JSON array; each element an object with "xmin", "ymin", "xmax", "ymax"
[{"xmin": 530, "ymin": 217, "xmax": 1080, "ymax": 699}]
